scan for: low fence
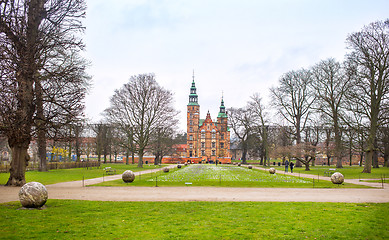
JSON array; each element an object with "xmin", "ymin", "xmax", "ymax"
[{"xmin": 0, "ymin": 161, "xmax": 100, "ymax": 173}]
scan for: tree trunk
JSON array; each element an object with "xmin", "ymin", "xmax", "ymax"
[
  {"xmin": 364, "ymin": 151, "xmax": 372, "ymax": 173},
  {"xmin": 137, "ymin": 151, "xmax": 143, "ymax": 168},
  {"xmin": 384, "ymin": 154, "xmax": 389, "ymax": 167},
  {"xmin": 37, "ymin": 132, "xmax": 47, "ymax": 171},
  {"xmin": 372, "ymin": 150, "xmax": 379, "ymax": 168},
  {"xmin": 303, "ymin": 156, "xmax": 310, "ymax": 171},
  {"xmin": 304, "ymin": 162, "xmax": 310, "ymax": 171},
  {"xmin": 334, "ymin": 126, "xmax": 343, "ymax": 169},
  {"xmin": 372, "ymin": 138, "xmax": 379, "ymax": 168},
  {"xmin": 125, "ymin": 150, "xmax": 129, "ymax": 165},
  {"xmin": 6, "ymin": 145, "xmax": 30, "ymax": 186},
  {"xmin": 35, "ymin": 80, "xmax": 47, "ymax": 172},
  {"xmin": 363, "ymin": 108, "xmax": 379, "ymax": 173},
  {"xmin": 241, "ymin": 147, "xmax": 247, "ymax": 164},
  {"xmin": 132, "ymin": 152, "xmax": 135, "ymax": 164}
]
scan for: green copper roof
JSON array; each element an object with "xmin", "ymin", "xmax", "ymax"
[
  {"xmin": 188, "ymin": 76, "xmax": 199, "ymax": 105},
  {"xmin": 217, "ymin": 112, "xmax": 228, "ymax": 118}
]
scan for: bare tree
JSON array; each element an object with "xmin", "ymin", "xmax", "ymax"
[
  {"xmin": 270, "ymin": 69, "xmax": 315, "ymax": 167},
  {"xmin": 345, "ymin": 19, "xmax": 389, "ymax": 173},
  {"xmin": 0, "ymin": 0, "xmax": 88, "ymax": 186},
  {"xmin": 150, "ymin": 126, "xmax": 176, "ymax": 165},
  {"xmin": 248, "ymin": 93, "xmax": 270, "ymax": 166},
  {"xmin": 228, "ymin": 107, "xmax": 254, "ymax": 164},
  {"xmin": 311, "ymin": 58, "xmax": 349, "ymax": 168},
  {"xmin": 104, "ymin": 73, "xmax": 178, "ymax": 168}
]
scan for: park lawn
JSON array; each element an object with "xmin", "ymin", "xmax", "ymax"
[
  {"xmin": 0, "ymin": 164, "xmax": 163, "ymax": 185},
  {"xmin": 271, "ymin": 165, "xmax": 389, "ymax": 179},
  {"xmin": 94, "ymin": 165, "xmax": 368, "ymax": 188},
  {"xmin": 0, "ymin": 200, "xmax": 387, "ymax": 240}
]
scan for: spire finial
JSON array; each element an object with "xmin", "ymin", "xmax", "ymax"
[{"xmin": 192, "ymin": 69, "xmax": 195, "ymax": 82}]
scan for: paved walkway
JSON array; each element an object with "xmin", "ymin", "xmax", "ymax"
[{"xmin": 0, "ymin": 165, "xmax": 388, "ymax": 203}]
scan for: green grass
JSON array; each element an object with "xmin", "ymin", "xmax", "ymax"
[
  {"xmin": 270, "ymin": 165, "xmax": 389, "ymax": 179},
  {"xmin": 361, "ymin": 179, "xmax": 389, "ymax": 183},
  {"xmin": 0, "ymin": 200, "xmax": 387, "ymax": 240},
  {"xmin": 0, "ymin": 164, "xmax": 163, "ymax": 185},
  {"xmin": 94, "ymin": 165, "xmax": 367, "ymax": 188}
]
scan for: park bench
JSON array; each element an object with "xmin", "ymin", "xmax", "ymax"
[
  {"xmin": 104, "ymin": 167, "xmax": 116, "ymax": 175},
  {"xmin": 324, "ymin": 168, "xmax": 336, "ymax": 177}
]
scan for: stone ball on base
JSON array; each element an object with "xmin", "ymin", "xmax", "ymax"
[
  {"xmin": 163, "ymin": 167, "xmax": 169, "ymax": 173},
  {"xmin": 177, "ymin": 164, "xmax": 182, "ymax": 169},
  {"xmin": 331, "ymin": 172, "xmax": 344, "ymax": 184},
  {"xmin": 269, "ymin": 168, "xmax": 276, "ymax": 174},
  {"xmin": 122, "ymin": 170, "xmax": 135, "ymax": 183},
  {"xmin": 19, "ymin": 182, "xmax": 48, "ymax": 208}
]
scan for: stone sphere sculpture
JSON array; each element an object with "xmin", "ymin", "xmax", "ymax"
[
  {"xmin": 122, "ymin": 170, "xmax": 135, "ymax": 183},
  {"xmin": 177, "ymin": 164, "xmax": 182, "ymax": 169},
  {"xmin": 19, "ymin": 182, "xmax": 48, "ymax": 208},
  {"xmin": 163, "ymin": 167, "xmax": 170, "ymax": 173},
  {"xmin": 331, "ymin": 172, "xmax": 344, "ymax": 184},
  {"xmin": 269, "ymin": 168, "xmax": 276, "ymax": 174},
  {"xmin": 248, "ymin": 165, "xmax": 253, "ymax": 169}
]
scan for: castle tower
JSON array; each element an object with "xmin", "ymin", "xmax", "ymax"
[
  {"xmin": 187, "ymin": 72, "xmax": 200, "ymax": 158},
  {"xmin": 217, "ymin": 96, "xmax": 230, "ymax": 158}
]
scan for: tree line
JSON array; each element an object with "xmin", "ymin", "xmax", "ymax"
[{"xmin": 228, "ymin": 19, "xmax": 389, "ymax": 173}]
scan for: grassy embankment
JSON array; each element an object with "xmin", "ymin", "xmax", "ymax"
[
  {"xmin": 94, "ymin": 164, "xmax": 368, "ymax": 188},
  {"xmin": 0, "ymin": 163, "xmax": 163, "ymax": 185},
  {"xmin": 0, "ymin": 200, "xmax": 388, "ymax": 240}
]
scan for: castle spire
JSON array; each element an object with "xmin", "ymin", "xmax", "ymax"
[
  {"xmin": 188, "ymin": 71, "xmax": 199, "ymax": 106},
  {"xmin": 218, "ymin": 94, "xmax": 227, "ymax": 118}
]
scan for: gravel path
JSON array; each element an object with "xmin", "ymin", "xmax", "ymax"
[{"xmin": 1, "ymin": 165, "xmax": 388, "ymax": 203}]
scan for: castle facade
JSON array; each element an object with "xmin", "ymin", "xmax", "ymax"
[{"xmin": 186, "ymin": 75, "xmax": 231, "ymax": 163}]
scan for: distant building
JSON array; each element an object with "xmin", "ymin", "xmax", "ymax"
[{"xmin": 186, "ymin": 73, "xmax": 231, "ymax": 163}]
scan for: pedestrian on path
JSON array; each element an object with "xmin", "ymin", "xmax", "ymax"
[
  {"xmin": 290, "ymin": 161, "xmax": 294, "ymax": 173},
  {"xmin": 284, "ymin": 159, "xmax": 289, "ymax": 172}
]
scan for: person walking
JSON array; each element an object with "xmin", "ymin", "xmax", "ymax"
[
  {"xmin": 284, "ymin": 159, "xmax": 289, "ymax": 172},
  {"xmin": 290, "ymin": 161, "xmax": 295, "ymax": 173}
]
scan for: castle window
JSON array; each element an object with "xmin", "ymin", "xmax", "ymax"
[
  {"xmin": 189, "ymin": 151, "xmax": 193, "ymax": 157},
  {"xmin": 189, "ymin": 143, "xmax": 193, "ymax": 149},
  {"xmin": 220, "ymin": 142, "xmax": 224, "ymax": 149},
  {"xmin": 212, "ymin": 133, "xmax": 216, "ymax": 139},
  {"xmin": 189, "ymin": 135, "xmax": 193, "ymax": 140},
  {"xmin": 212, "ymin": 142, "xmax": 216, "ymax": 148},
  {"xmin": 201, "ymin": 132, "xmax": 205, "ymax": 138},
  {"xmin": 190, "ymin": 120, "xmax": 193, "ymax": 125},
  {"xmin": 201, "ymin": 142, "xmax": 205, "ymax": 148},
  {"xmin": 190, "ymin": 127, "xmax": 193, "ymax": 132},
  {"xmin": 201, "ymin": 150, "xmax": 205, "ymax": 156},
  {"xmin": 212, "ymin": 150, "xmax": 216, "ymax": 156},
  {"xmin": 221, "ymin": 133, "xmax": 224, "ymax": 139}
]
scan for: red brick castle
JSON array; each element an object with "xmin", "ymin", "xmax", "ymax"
[{"xmin": 186, "ymin": 74, "xmax": 231, "ymax": 163}]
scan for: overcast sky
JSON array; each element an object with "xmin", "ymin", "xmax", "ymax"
[{"xmin": 83, "ymin": 0, "xmax": 389, "ymax": 132}]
